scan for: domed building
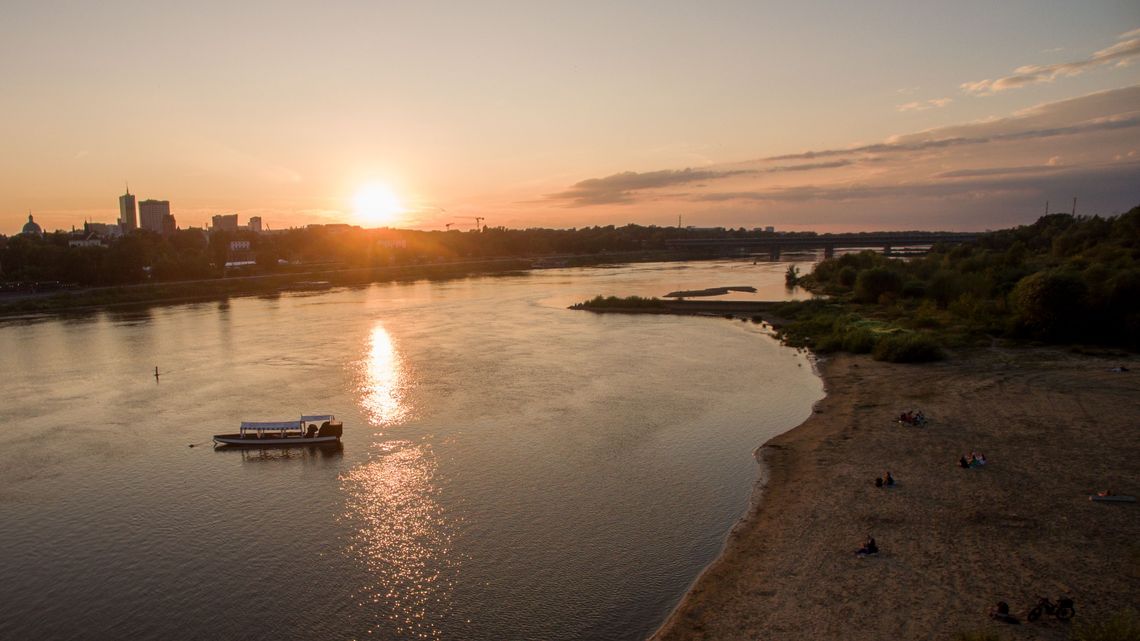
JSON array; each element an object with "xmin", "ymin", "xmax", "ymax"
[{"xmin": 21, "ymin": 213, "xmax": 43, "ymax": 238}]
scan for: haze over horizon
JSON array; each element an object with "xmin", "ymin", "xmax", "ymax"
[{"xmin": 3, "ymin": 1, "xmax": 1139, "ymax": 235}]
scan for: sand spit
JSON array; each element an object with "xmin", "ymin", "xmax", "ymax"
[{"xmin": 652, "ymin": 349, "xmax": 1140, "ymax": 641}]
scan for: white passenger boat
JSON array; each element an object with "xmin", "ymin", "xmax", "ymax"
[{"xmin": 213, "ymin": 414, "xmax": 343, "ymax": 447}]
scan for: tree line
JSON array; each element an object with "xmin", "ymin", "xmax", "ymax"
[
  {"xmin": 0, "ymin": 224, "xmax": 768, "ymax": 287},
  {"xmin": 775, "ymin": 204, "xmax": 1140, "ymax": 357}
]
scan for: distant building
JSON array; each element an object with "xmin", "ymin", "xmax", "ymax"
[
  {"xmin": 162, "ymin": 213, "xmax": 177, "ymax": 237},
  {"xmin": 307, "ymin": 223, "xmax": 355, "ymax": 233},
  {"xmin": 248, "ymin": 216, "xmax": 263, "ymax": 233},
  {"xmin": 84, "ymin": 221, "xmax": 122, "ymax": 238},
  {"xmin": 21, "ymin": 213, "xmax": 43, "ymax": 237},
  {"xmin": 68, "ymin": 234, "xmax": 104, "ymax": 248},
  {"xmin": 119, "ymin": 188, "xmax": 137, "ymax": 232},
  {"xmin": 225, "ymin": 239, "xmax": 255, "ymax": 270},
  {"xmin": 765, "ymin": 226, "xmax": 775, "ymax": 233},
  {"xmin": 139, "ymin": 199, "xmax": 173, "ymax": 235},
  {"xmin": 211, "ymin": 214, "xmax": 239, "ymax": 232}
]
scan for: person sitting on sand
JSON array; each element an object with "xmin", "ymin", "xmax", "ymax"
[
  {"xmin": 884, "ymin": 471, "xmax": 895, "ymax": 486},
  {"xmin": 856, "ymin": 535, "xmax": 878, "ymax": 556},
  {"xmin": 989, "ymin": 601, "xmax": 1020, "ymax": 624},
  {"xmin": 959, "ymin": 455, "xmax": 970, "ymax": 469},
  {"xmin": 874, "ymin": 476, "xmax": 884, "ymax": 488}
]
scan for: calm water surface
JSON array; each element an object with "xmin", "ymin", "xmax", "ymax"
[{"xmin": 0, "ymin": 260, "xmax": 822, "ymax": 641}]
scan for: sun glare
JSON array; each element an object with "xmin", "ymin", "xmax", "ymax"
[{"xmin": 353, "ymin": 183, "xmax": 404, "ymax": 227}]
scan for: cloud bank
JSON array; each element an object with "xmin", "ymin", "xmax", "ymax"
[{"xmin": 543, "ymin": 86, "xmax": 1140, "ymax": 229}]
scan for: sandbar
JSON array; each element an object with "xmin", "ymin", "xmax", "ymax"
[{"xmin": 651, "ymin": 348, "xmax": 1140, "ymax": 640}]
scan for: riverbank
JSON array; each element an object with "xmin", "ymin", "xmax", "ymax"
[
  {"xmin": 652, "ymin": 348, "xmax": 1139, "ymax": 641},
  {"xmin": 0, "ymin": 250, "xmax": 699, "ymax": 318}
]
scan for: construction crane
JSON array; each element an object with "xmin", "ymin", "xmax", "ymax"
[
  {"xmin": 453, "ymin": 216, "xmax": 485, "ymax": 231},
  {"xmin": 444, "ymin": 222, "xmax": 454, "ymax": 231}
]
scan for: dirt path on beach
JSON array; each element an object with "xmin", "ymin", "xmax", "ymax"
[{"xmin": 652, "ymin": 349, "xmax": 1140, "ymax": 641}]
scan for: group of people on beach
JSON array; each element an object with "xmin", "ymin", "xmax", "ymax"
[
  {"xmin": 959, "ymin": 451, "xmax": 987, "ymax": 468},
  {"xmin": 898, "ymin": 410, "xmax": 926, "ymax": 426},
  {"xmin": 874, "ymin": 471, "xmax": 895, "ymax": 488}
]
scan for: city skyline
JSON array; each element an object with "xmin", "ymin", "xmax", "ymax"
[{"xmin": 3, "ymin": 1, "xmax": 1139, "ymax": 235}]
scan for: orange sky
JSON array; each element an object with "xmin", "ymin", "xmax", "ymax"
[{"xmin": 2, "ymin": 2, "xmax": 1138, "ymax": 235}]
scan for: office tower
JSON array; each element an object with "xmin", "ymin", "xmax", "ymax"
[
  {"xmin": 119, "ymin": 188, "xmax": 137, "ymax": 232},
  {"xmin": 211, "ymin": 214, "xmax": 239, "ymax": 232},
  {"xmin": 139, "ymin": 199, "xmax": 172, "ymax": 235}
]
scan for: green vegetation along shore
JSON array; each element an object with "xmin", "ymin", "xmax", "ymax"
[{"xmin": 575, "ymin": 205, "xmax": 1140, "ymax": 361}]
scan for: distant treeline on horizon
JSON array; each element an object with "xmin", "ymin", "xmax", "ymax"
[{"xmin": 0, "ymin": 207, "xmax": 1136, "ymax": 298}]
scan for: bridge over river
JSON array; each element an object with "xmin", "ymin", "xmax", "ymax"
[{"xmin": 665, "ymin": 231, "xmax": 980, "ymax": 259}]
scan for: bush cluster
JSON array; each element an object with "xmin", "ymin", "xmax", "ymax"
[{"xmin": 791, "ymin": 205, "xmax": 1140, "ymax": 352}]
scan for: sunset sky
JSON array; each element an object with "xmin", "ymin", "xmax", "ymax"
[{"xmin": 2, "ymin": 1, "xmax": 1138, "ymax": 234}]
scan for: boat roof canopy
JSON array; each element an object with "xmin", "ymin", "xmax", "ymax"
[
  {"xmin": 241, "ymin": 421, "xmax": 301, "ymax": 431},
  {"xmin": 240, "ymin": 415, "xmax": 335, "ymax": 431}
]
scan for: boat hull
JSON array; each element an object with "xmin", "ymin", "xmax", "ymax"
[{"xmin": 213, "ymin": 434, "xmax": 340, "ymax": 447}]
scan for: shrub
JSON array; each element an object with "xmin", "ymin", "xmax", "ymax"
[
  {"xmin": 902, "ymin": 279, "xmax": 926, "ymax": 298},
  {"xmin": 872, "ymin": 333, "xmax": 944, "ymax": 363},
  {"xmin": 842, "ymin": 327, "xmax": 877, "ymax": 354},
  {"xmin": 1010, "ymin": 269, "xmax": 1088, "ymax": 339},
  {"xmin": 855, "ymin": 267, "xmax": 904, "ymax": 303},
  {"xmin": 838, "ymin": 266, "xmax": 858, "ymax": 288},
  {"xmin": 785, "ymin": 265, "xmax": 799, "ymax": 287}
]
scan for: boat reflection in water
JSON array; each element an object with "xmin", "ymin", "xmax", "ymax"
[{"xmin": 212, "ymin": 441, "xmax": 345, "ymax": 464}]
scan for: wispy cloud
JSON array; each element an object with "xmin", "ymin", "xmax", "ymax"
[
  {"xmin": 771, "ymin": 86, "xmax": 1140, "ymax": 161},
  {"xmin": 932, "ymin": 164, "xmax": 1065, "ymax": 179},
  {"xmin": 547, "ymin": 168, "xmax": 754, "ymax": 206},
  {"xmin": 690, "ymin": 161, "xmax": 1140, "ymax": 203},
  {"xmin": 546, "ymin": 160, "xmax": 862, "ymax": 206},
  {"xmin": 962, "ymin": 28, "xmax": 1140, "ymax": 95},
  {"xmin": 897, "ymin": 98, "xmax": 952, "ymax": 112}
]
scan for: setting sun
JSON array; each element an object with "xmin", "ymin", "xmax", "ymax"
[{"xmin": 353, "ymin": 183, "xmax": 404, "ymax": 227}]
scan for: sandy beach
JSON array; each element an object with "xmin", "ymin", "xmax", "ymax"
[{"xmin": 652, "ymin": 348, "xmax": 1140, "ymax": 641}]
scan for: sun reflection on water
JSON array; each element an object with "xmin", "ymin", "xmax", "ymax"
[
  {"xmin": 341, "ymin": 441, "xmax": 460, "ymax": 639},
  {"xmin": 357, "ymin": 323, "xmax": 410, "ymax": 427}
]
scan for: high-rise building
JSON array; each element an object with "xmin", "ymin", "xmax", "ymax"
[
  {"xmin": 211, "ymin": 214, "xmax": 239, "ymax": 232},
  {"xmin": 139, "ymin": 199, "xmax": 172, "ymax": 235},
  {"xmin": 119, "ymin": 188, "xmax": 137, "ymax": 232},
  {"xmin": 248, "ymin": 216, "xmax": 263, "ymax": 233}
]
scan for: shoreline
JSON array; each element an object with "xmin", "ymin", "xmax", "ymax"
[{"xmin": 651, "ymin": 349, "xmax": 1139, "ymax": 640}]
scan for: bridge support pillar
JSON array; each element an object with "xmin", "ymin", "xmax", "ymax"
[
  {"xmin": 883, "ymin": 245, "xmax": 892, "ymax": 257},
  {"xmin": 823, "ymin": 244, "xmax": 834, "ymax": 259},
  {"xmin": 769, "ymin": 246, "xmax": 781, "ymax": 261}
]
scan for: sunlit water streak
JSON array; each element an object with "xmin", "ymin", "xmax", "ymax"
[
  {"xmin": 341, "ymin": 441, "xmax": 459, "ymax": 639},
  {"xmin": 0, "ymin": 259, "xmax": 822, "ymax": 641}
]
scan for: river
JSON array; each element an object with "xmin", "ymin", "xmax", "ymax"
[{"xmin": 0, "ymin": 259, "xmax": 823, "ymax": 641}]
